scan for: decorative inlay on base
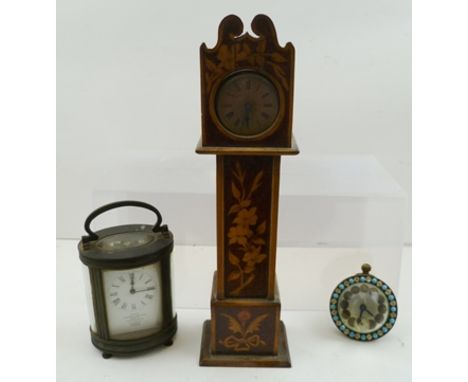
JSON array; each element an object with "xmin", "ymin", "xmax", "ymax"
[
  {"xmin": 209, "ymin": 272, "xmax": 282, "ymax": 356},
  {"xmin": 200, "ymin": 320, "xmax": 291, "ymax": 368},
  {"xmin": 219, "ymin": 311, "xmax": 268, "ymax": 351}
]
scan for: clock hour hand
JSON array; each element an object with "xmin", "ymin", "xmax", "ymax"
[
  {"xmin": 357, "ymin": 304, "xmax": 367, "ymax": 324},
  {"xmin": 243, "ymin": 102, "xmax": 252, "ymax": 129}
]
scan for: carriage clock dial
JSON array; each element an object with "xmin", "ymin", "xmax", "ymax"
[
  {"xmin": 330, "ymin": 264, "xmax": 398, "ymax": 341},
  {"xmin": 215, "ymin": 71, "xmax": 279, "ymax": 137},
  {"xmin": 106, "ymin": 268, "xmax": 158, "ymax": 312},
  {"xmin": 102, "ymin": 263, "xmax": 163, "ymax": 339}
]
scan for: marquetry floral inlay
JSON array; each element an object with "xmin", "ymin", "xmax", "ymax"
[
  {"xmin": 219, "ymin": 310, "xmax": 268, "ymax": 352},
  {"xmin": 205, "ymin": 41, "xmax": 289, "ymax": 92},
  {"xmin": 227, "ymin": 161, "xmax": 267, "ymax": 296}
]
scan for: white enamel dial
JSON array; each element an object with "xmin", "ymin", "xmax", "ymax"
[{"xmin": 102, "ymin": 263, "xmax": 163, "ymax": 340}]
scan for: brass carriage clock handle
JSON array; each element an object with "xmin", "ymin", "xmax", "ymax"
[{"xmin": 82, "ymin": 200, "xmax": 163, "ymax": 243}]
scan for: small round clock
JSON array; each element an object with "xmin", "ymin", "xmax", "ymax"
[
  {"xmin": 329, "ymin": 264, "xmax": 398, "ymax": 341},
  {"xmin": 214, "ymin": 71, "xmax": 280, "ymax": 138},
  {"xmin": 78, "ymin": 201, "xmax": 177, "ymax": 358}
]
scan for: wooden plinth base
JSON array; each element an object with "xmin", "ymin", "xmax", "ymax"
[{"xmin": 199, "ymin": 320, "xmax": 291, "ymax": 367}]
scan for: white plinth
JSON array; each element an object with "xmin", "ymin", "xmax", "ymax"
[{"xmin": 57, "ymin": 240, "xmax": 411, "ymax": 381}]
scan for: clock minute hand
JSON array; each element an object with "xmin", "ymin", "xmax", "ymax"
[
  {"xmin": 364, "ymin": 308, "xmax": 374, "ymax": 317},
  {"xmin": 129, "ymin": 273, "xmax": 135, "ymax": 293},
  {"xmin": 133, "ymin": 286, "xmax": 156, "ymax": 293}
]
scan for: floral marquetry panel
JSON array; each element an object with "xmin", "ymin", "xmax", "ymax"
[
  {"xmin": 213, "ymin": 305, "xmax": 280, "ymax": 355},
  {"xmin": 218, "ymin": 156, "xmax": 279, "ymax": 298}
]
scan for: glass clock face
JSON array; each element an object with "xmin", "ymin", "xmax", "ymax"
[
  {"xmin": 337, "ymin": 283, "xmax": 389, "ymax": 334},
  {"xmin": 330, "ymin": 270, "xmax": 398, "ymax": 341},
  {"xmin": 102, "ymin": 263, "xmax": 163, "ymax": 340},
  {"xmin": 97, "ymin": 231, "xmax": 154, "ymax": 252},
  {"xmin": 215, "ymin": 72, "xmax": 279, "ymax": 137}
]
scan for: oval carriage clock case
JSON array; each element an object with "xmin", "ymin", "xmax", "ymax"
[{"xmin": 78, "ymin": 201, "xmax": 177, "ymax": 358}]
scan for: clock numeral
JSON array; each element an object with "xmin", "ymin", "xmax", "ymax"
[
  {"xmin": 234, "ymin": 118, "xmax": 240, "ymax": 126},
  {"xmin": 110, "ymin": 292, "xmax": 118, "ymax": 297},
  {"xmin": 262, "ymin": 92, "xmax": 270, "ymax": 98},
  {"xmin": 112, "ymin": 298, "xmax": 121, "ymax": 306},
  {"xmin": 246, "ymin": 80, "xmax": 251, "ymax": 90},
  {"xmin": 145, "ymin": 279, "xmax": 152, "ymax": 285},
  {"xmin": 112, "ymin": 284, "xmax": 119, "ymax": 288},
  {"xmin": 132, "ymin": 304, "xmax": 137, "ymax": 310},
  {"xmin": 234, "ymin": 81, "xmax": 241, "ymax": 91},
  {"xmin": 264, "ymin": 103, "xmax": 272, "ymax": 107},
  {"xmin": 225, "ymin": 111, "xmax": 234, "ymax": 119},
  {"xmin": 261, "ymin": 112, "xmax": 270, "ymax": 119},
  {"xmin": 141, "ymin": 300, "xmax": 147, "ymax": 306},
  {"xmin": 118, "ymin": 276, "xmax": 125, "ymax": 283},
  {"xmin": 121, "ymin": 302, "xmax": 127, "ymax": 310},
  {"xmin": 222, "ymin": 103, "xmax": 232, "ymax": 108},
  {"xmin": 145, "ymin": 294, "xmax": 153, "ymax": 300},
  {"xmin": 139, "ymin": 273, "xmax": 144, "ymax": 280}
]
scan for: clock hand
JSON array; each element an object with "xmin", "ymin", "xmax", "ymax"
[
  {"xmin": 365, "ymin": 308, "xmax": 374, "ymax": 317},
  {"xmin": 357, "ymin": 304, "xmax": 367, "ymax": 324},
  {"xmin": 129, "ymin": 273, "xmax": 135, "ymax": 293},
  {"xmin": 244, "ymin": 102, "xmax": 252, "ymax": 129},
  {"xmin": 133, "ymin": 286, "xmax": 156, "ymax": 293}
]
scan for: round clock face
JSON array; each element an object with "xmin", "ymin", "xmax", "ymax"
[
  {"xmin": 215, "ymin": 72, "xmax": 280, "ymax": 137},
  {"xmin": 330, "ymin": 268, "xmax": 398, "ymax": 341},
  {"xmin": 102, "ymin": 263, "xmax": 163, "ymax": 340},
  {"xmin": 337, "ymin": 283, "xmax": 388, "ymax": 334}
]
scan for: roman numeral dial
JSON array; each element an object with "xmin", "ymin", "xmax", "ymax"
[
  {"xmin": 107, "ymin": 270, "xmax": 157, "ymax": 312},
  {"xmin": 215, "ymin": 72, "xmax": 280, "ymax": 137}
]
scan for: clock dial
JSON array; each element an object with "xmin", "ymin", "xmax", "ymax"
[
  {"xmin": 102, "ymin": 263, "xmax": 163, "ymax": 340},
  {"xmin": 215, "ymin": 72, "xmax": 279, "ymax": 137},
  {"xmin": 337, "ymin": 283, "xmax": 388, "ymax": 334},
  {"xmin": 330, "ymin": 266, "xmax": 398, "ymax": 341}
]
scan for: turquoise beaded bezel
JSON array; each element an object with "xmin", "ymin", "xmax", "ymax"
[{"xmin": 329, "ymin": 268, "xmax": 398, "ymax": 342}]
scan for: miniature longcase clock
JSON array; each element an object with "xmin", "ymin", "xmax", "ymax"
[{"xmin": 196, "ymin": 14, "xmax": 298, "ymax": 367}]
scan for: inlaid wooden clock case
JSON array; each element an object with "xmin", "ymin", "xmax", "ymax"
[{"xmin": 197, "ymin": 14, "xmax": 299, "ymax": 367}]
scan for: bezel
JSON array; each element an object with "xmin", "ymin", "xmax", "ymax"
[
  {"xmin": 209, "ymin": 69, "xmax": 285, "ymax": 141},
  {"xmin": 78, "ymin": 224, "xmax": 173, "ymax": 269},
  {"xmin": 329, "ymin": 270, "xmax": 398, "ymax": 342}
]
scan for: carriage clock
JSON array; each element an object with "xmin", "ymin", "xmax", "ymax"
[
  {"xmin": 78, "ymin": 201, "xmax": 177, "ymax": 358},
  {"xmin": 196, "ymin": 15, "xmax": 299, "ymax": 367}
]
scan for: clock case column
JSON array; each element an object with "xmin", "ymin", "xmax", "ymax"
[{"xmin": 199, "ymin": 154, "xmax": 291, "ymax": 367}]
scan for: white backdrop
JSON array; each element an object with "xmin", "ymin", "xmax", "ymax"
[{"xmin": 57, "ymin": 0, "xmax": 411, "ymax": 243}]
